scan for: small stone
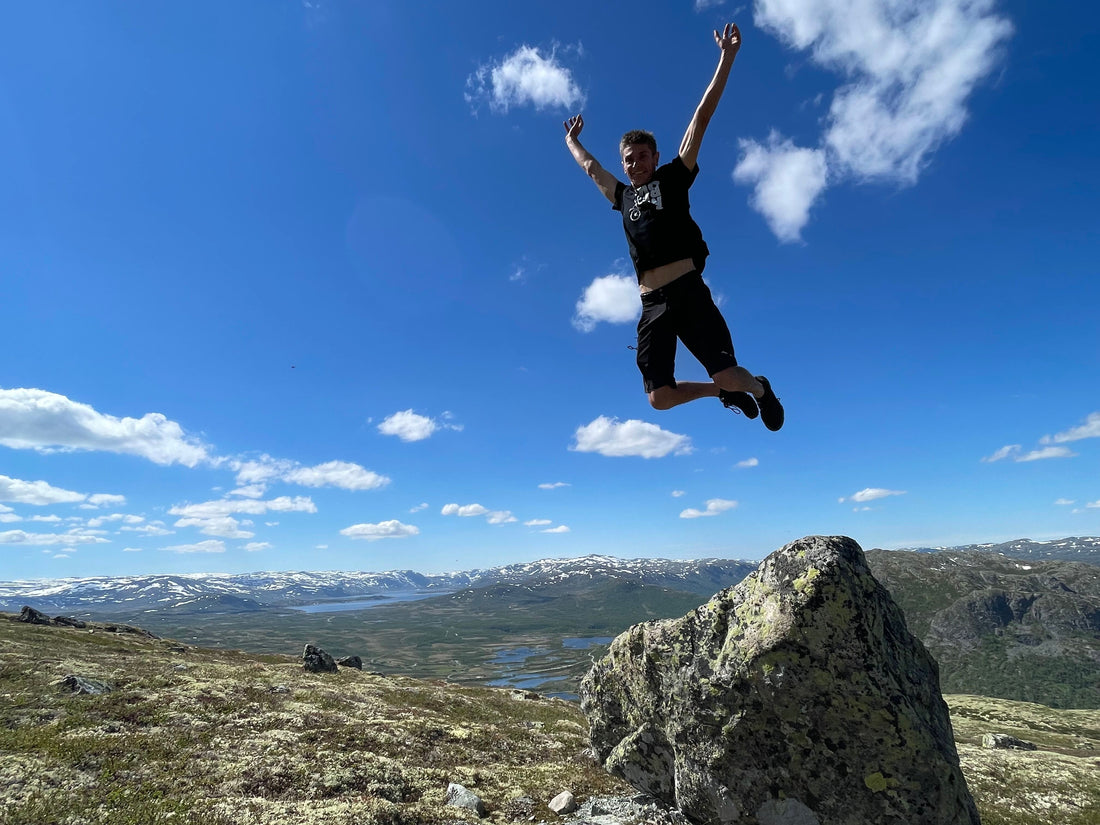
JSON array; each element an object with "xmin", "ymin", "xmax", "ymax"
[
  {"xmin": 337, "ymin": 655, "xmax": 363, "ymax": 670},
  {"xmin": 982, "ymin": 733, "xmax": 1037, "ymax": 750},
  {"xmin": 548, "ymin": 791, "xmax": 577, "ymax": 815},
  {"xmin": 446, "ymin": 782, "xmax": 487, "ymax": 817},
  {"xmin": 59, "ymin": 675, "xmax": 113, "ymax": 695}
]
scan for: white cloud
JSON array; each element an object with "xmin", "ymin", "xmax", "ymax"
[
  {"xmin": 121, "ymin": 522, "xmax": 173, "ymax": 536},
  {"xmin": 409, "ymin": 502, "xmax": 429, "ymax": 513},
  {"xmin": 525, "ymin": 519, "xmax": 552, "ymax": 526},
  {"xmin": 86, "ymin": 513, "xmax": 144, "ymax": 528},
  {"xmin": 542, "ymin": 525, "xmax": 571, "ymax": 533},
  {"xmin": 170, "ymin": 496, "xmax": 317, "ymax": 520},
  {"xmin": 0, "ymin": 387, "xmax": 211, "ymax": 466},
  {"xmin": 733, "ymin": 133, "xmax": 828, "ymax": 242},
  {"xmin": 680, "ymin": 498, "xmax": 738, "ymax": 519},
  {"xmin": 377, "ymin": 410, "xmax": 462, "ymax": 442},
  {"xmin": 736, "ymin": 457, "xmax": 759, "ymax": 468},
  {"xmin": 1087, "ymin": 501, "xmax": 1100, "ymax": 510},
  {"xmin": 340, "ymin": 520, "xmax": 420, "ymax": 541},
  {"xmin": 233, "ymin": 456, "xmax": 390, "ymax": 491},
  {"xmin": 441, "ymin": 502, "xmax": 515, "ymax": 525},
  {"xmin": 170, "ymin": 496, "xmax": 314, "ymax": 538},
  {"xmin": 571, "ymin": 416, "xmax": 692, "ymax": 459},
  {"xmin": 982, "ymin": 444, "xmax": 1021, "ymax": 463},
  {"xmin": 538, "ymin": 482, "xmax": 570, "ymax": 490},
  {"xmin": 840, "ymin": 488, "xmax": 907, "ymax": 503},
  {"xmin": 1016, "ymin": 446, "xmax": 1075, "ymax": 462},
  {"xmin": 671, "ymin": 490, "xmax": 686, "ymax": 498},
  {"xmin": 85, "ymin": 493, "xmax": 127, "ymax": 508},
  {"xmin": 174, "ymin": 516, "xmax": 255, "ymax": 539},
  {"xmin": 244, "ymin": 542, "xmax": 271, "ymax": 552},
  {"xmin": 572, "ymin": 274, "xmax": 639, "ymax": 332},
  {"xmin": 466, "ymin": 44, "xmax": 585, "ymax": 113},
  {"xmin": 0, "ymin": 475, "xmax": 86, "ymax": 506},
  {"xmin": 122, "ymin": 547, "xmax": 143, "ymax": 552},
  {"xmin": 442, "ymin": 503, "xmax": 489, "ymax": 517},
  {"xmin": 1041, "ymin": 412, "xmax": 1100, "ymax": 444},
  {"xmin": 737, "ymin": 0, "xmax": 1012, "ymax": 241},
  {"xmin": 1054, "ymin": 498, "xmax": 1075, "ymax": 506},
  {"xmin": 0, "ymin": 529, "xmax": 109, "ymax": 546},
  {"xmin": 230, "ymin": 484, "xmax": 267, "ymax": 499},
  {"xmin": 163, "ymin": 539, "xmax": 226, "ymax": 554},
  {"xmin": 984, "ymin": 443, "xmax": 1076, "ymax": 463}
]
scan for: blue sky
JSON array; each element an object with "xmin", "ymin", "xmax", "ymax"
[{"xmin": 2, "ymin": 0, "xmax": 1098, "ymax": 580}]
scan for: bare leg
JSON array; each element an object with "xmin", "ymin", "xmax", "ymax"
[
  {"xmin": 648, "ymin": 382, "xmax": 720, "ymax": 410},
  {"xmin": 711, "ymin": 366, "xmax": 764, "ymax": 398}
]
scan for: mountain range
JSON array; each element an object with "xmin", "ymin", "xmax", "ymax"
[
  {"xmin": 0, "ymin": 555, "xmax": 757, "ymax": 614},
  {"xmin": 4, "ymin": 537, "xmax": 1098, "ymax": 708}
]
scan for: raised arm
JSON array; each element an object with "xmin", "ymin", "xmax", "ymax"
[
  {"xmin": 679, "ymin": 23, "xmax": 741, "ymax": 171},
  {"xmin": 564, "ymin": 114, "xmax": 621, "ymax": 205}
]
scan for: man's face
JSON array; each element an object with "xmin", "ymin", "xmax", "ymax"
[{"xmin": 621, "ymin": 143, "xmax": 659, "ymax": 187}]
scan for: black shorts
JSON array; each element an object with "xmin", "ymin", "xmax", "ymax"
[{"xmin": 636, "ymin": 271, "xmax": 737, "ymax": 393}]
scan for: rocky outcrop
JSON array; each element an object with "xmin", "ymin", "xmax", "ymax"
[
  {"xmin": 581, "ymin": 535, "xmax": 979, "ymax": 825},
  {"xmin": 302, "ymin": 644, "xmax": 338, "ymax": 673},
  {"xmin": 18, "ymin": 606, "xmax": 52, "ymax": 625},
  {"xmin": 337, "ymin": 655, "xmax": 363, "ymax": 670},
  {"xmin": 59, "ymin": 674, "xmax": 113, "ymax": 695},
  {"xmin": 982, "ymin": 733, "xmax": 1036, "ymax": 750}
]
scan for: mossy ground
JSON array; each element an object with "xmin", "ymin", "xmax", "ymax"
[{"xmin": 2, "ymin": 616, "xmax": 1098, "ymax": 825}]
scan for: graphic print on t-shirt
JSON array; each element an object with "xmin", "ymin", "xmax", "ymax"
[{"xmin": 627, "ymin": 182, "xmax": 663, "ymax": 221}]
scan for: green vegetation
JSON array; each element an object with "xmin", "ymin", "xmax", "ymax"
[{"xmin": 2, "ymin": 614, "xmax": 1099, "ymax": 825}]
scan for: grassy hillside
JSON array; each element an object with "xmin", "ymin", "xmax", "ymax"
[{"xmin": 2, "ymin": 615, "xmax": 1099, "ymax": 825}]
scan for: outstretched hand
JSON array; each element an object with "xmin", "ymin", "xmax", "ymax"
[
  {"xmin": 564, "ymin": 114, "xmax": 585, "ymax": 140},
  {"xmin": 714, "ymin": 22, "xmax": 741, "ymax": 57}
]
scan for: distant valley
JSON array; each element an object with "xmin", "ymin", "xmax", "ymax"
[{"xmin": 3, "ymin": 538, "xmax": 1098, "ymax": 707}]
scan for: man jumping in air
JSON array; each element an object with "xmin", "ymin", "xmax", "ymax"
[{"xmin": 564, "ymin": 22, "xmax": 783, "ymax": 431}]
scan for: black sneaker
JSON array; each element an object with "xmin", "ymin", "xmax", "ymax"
[
  {"xmin": 755, "ymin": 376, "xmax": 784, "ymax": 431},
  {"xmin": 719, "ymin": 389, "xmax": 759, "ymax": 419}
]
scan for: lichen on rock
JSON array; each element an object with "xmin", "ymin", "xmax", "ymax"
[{"xmin": 580, "ymin": 535, "xmax": 981, "ymax": 825}]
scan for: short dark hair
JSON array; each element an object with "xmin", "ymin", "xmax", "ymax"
[{"xmin": 620, "ymin": 130, "xmax": 657, "ymax": 156}]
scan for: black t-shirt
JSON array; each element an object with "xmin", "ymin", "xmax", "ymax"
[{"xmin": 613, "ymin": 156, "xmax": 709, "ymax": 279}]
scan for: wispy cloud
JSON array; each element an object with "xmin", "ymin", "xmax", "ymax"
[
  {"xmin": 983, "ymin": 444, "xmax": 1076, "ymax": 463},
  {"xmin": 572, "ymin": 273, "xmax": 639, "ymax": 332},
  {"xmin": 1041, "ymin": 412, "xmax": 1100, "ymax": 445},
  {"xmin": 542, "ymin": 525, "xmax": 571, "ymax": 533},
  {"xmin": 839, "ymin": 488, "xmax": 906, "ymax": 503},
  {"xmin": 340, "ymin": 520, "xmax": 420, "ymax": 541},
  {"xmin": 466, "ymin": 44, "xmax": 585, "ymax": 114},
  {"xmin": 169, "ymin": 496, "xmax": 316, "ymax": 539},
  {"xmin": 525, "ymin": 518, "xmax": 552, "ymax": 526},
  {"xmin": 736, "ymin": 457, "xmax": 759, "ymax": 468},
  {"xmin": 377, "ymin": 410, "xmax": 463, "ymax": 443},
  {"xmin": 163, "ymin": 539, "xmax": 226, "ymax": 554},
  {"xmin": 0, "ymin": 387, "xmax": 212, "ymax": 467},
  {"xmin": 736, "ymin": 0, "xmax": 1013, "ymax": 241},
  {"xmin": 571, "ymin": 416, "xmax": 693, "ymax": 459},
  {"xmin": 538, "ymin": 482, "xmax": 571, "ymax": 490},
  {"xmin": 0, "ymin": 529, "xmax": 110, "ymax": 547},
  {"xmin": 680, "ymin": 498, "xmax": 738, "ymax": 519}
]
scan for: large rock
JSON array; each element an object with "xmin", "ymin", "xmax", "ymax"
[
  {"xmin": 580, "ymin": 535, "xmax": 979, "ymax": 825},
  {"xmin": 302, "ymin": 643, "xmax": 339, "ymax": 673}
]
